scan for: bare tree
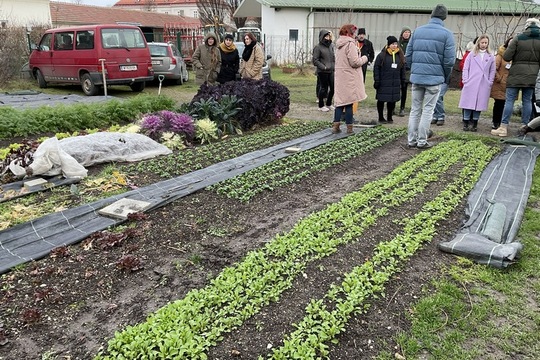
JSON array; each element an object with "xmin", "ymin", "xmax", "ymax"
[
  {"xmin": 467, "ymin": 0, "xmax": 539, "ymax": 47},
  {"xmin": 197, "ymin": 0, "xmax": 227, "ymax": 27},
  {"xmin": 142, "ymin": 0, "xmax": 156, "ymax": 12},
  {"xmin": 225, "ymin": 0, "xmax": 246, "ymax": 30}
]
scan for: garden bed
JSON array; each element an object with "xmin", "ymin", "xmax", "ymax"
[{"xmin": 0, "ymin": 126, "xmax": 501, "ymax": 358}]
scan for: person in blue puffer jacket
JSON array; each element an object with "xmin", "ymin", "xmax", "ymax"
[{"xmin": 405, "ymin": 4, "xmax": 455, "ymax": 149}]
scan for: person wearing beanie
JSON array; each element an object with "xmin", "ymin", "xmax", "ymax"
[
  {"xmin": 492, "ymin": 17, "xmax": 540, "ymax": 137},
  {"xmin": 313, "ymin": 29, "xmax": 335, "ymax": 112},
  {"xmin": 397, "ymin": 26, "xmax": 412, "ymax": 117},
  {"xmin": 373, "ymin": 35, "xmax": 406, "ymax": 124},
  {"xmin": 217, "ymin": 33, "xmax": 240, "ymax": 84},
  {"xmin": 355, "ymin": 27, "xmax": 375, "ymax": 82},
  {"xmin": 405, "ymin": 3, "xmax": 455, "ymax": 149}
]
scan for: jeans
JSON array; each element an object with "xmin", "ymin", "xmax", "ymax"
[
  {"xmin": 334, "ymin": 104, "xmax": 354, "ymax": 124},
  {"xmin": 432, "ymin": 82, "xmax": 448, "ymax": 120},
  {"xmin": 463, "ymin": 109, "xmax": 481, "ymax": 121},
  {"xmin": 501, "ymin": 87, "xmax": 533, "ymax": 126},
  {"xmin": 408, "ymin": 84, "xmax": 441, "ymax": 146}
]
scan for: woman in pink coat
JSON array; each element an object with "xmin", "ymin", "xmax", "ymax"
[
  {"xmin": 332, "ymin": 24, "xmax": 369, "ymax": 134},
  {"xmin": 458, "ymin": 34, "xmax": 496, "ymax": 132}
]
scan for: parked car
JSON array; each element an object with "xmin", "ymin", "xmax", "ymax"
[
  {"xmin": 29, "ymin": 24, "xmax": 154, "ymax": 96},
  {"xmin": 234, "ymin": 42, "xmax": 272, "ymax": 80},
  {"xmin": 148, "ymin": 42, "xmax": 189, "ymax": 85}
]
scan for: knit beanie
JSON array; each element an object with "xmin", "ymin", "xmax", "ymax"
[
  {"xmin": 431, "ymin": 4, "xmax": 448, "ymax": 20},
  {"xmin": 525, "ymin": 18, "xmax": 540, "ymax": 29},
  {"xmin": 358, "ymin": 28, "xmax": 366, "ymax": 35},
  {"xmin": 224, "ymin": 33, "xmax": 234, "ymax": 40},
  {"xmin": 387, "ymin": 36, "xmax": 398, "ymax": 46}
]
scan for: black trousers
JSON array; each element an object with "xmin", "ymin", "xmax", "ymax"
[{"xmin": 317, "ymin": 72, "xmax": 334, "ymax": 108}]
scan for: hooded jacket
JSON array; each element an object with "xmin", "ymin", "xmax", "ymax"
[
  {"xmin": 192, "ymin": 32, "xmax": 221, "ymax": 85},
  {"xmin": 334, "ymin": 35, "xmax": 368, "ymax": 106},
  {"xmin": 490, "ymin": 45, "xmax": 511, "ymax": 100},
  {"xmin": 503, "ymin": 24, "xmax": 540, "ymax": 87},
  {"xmin": 312, "ymin": 29, "xmax": 335, "ymax": 74},
  {"xmin": 405, "ymin": 17, "xmax": 455, "ymax": 86}
]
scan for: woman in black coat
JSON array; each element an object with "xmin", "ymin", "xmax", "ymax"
[
  {"xmin": 217, "ymin": 33, "xmax": 240, "ymax": 84},
  {"xmin": 373, "ymin": 36, "xmax": 406, "ymax": 123}
]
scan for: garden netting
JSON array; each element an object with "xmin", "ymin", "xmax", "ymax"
[
  {"xmin": 0, "ymin": 129, "xmax": 350, "ymax": 274},
  {"xmin": 439, "ymin": 138, "xmax": 540, "ymax": 268}
]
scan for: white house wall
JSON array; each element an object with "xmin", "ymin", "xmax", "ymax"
[
  {"xmin": 262, "ymin": 6, "xmax": 526, "ymax": 65},
  {"xmin": 0, "ymin": 0, "xmax": 51, "ymax": 27}
]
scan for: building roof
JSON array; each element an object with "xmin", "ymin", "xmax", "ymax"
[
  {"xmin": 49, "ymin": 1, "xmax": 201, "ymax": 28},
  {"xmin": 236, "ymin": 0, "xmax": 540, "ymax": 17},
  {"xmin": 113, "ymin": 0, "xmax": 197, "ymax": 6}
]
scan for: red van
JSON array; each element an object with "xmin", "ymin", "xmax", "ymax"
[{"xmin": 29, "ymin": 24, "xmax": 154, "ymax": 96}]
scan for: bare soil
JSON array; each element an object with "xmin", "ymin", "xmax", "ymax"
[{"xmin": 0, "ymin": 102, "xmax": 522, "ymax": 359}]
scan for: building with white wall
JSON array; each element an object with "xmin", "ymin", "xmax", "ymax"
[{"xmin": 0, "ymin": 0, "xmax": 51, "ymax": 27}]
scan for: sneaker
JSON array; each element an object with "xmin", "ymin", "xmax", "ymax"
[
  {"xmin": 417, "ymin": 142, "xmax": 433, "ymax": 149},
  {"xmin": 436, "ymin": 120, "xmax": 445, "ymax": 126},
  {"xmin": 407, "ymin": 142, "xmax": 417, "ymax": 148},
  {"xmin": 431, "ymin": 119, "xmax": 437, "ymax": 124},
  {"xmin": 387, "ymin": 118, "xmax": 394, "ymax": 123},
  {"xmin": 378, "ymin": 118, "xmax": 388, "ymax": 124},
  {"xmin": 398, "ymin": 109, "xmax": 405, "ymax": 117},
  {"xmin": 327, "ymin": 105, "xmax": 335, "ymax": 111},
  {"xmin": 318, "ymin": 106, "xmax": 330, "ymax": 112}
]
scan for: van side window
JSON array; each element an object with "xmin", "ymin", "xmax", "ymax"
[
  {"xmin": 76, "ymin": 31, "xmax": 94, "ymax": 50},
  {"xmin": 39, "ymin": 33, "xmax": 52, "ymax": 51},
  {"xmin": 54, "ymin": 32, "xmax": 74, "ymax": 50}
]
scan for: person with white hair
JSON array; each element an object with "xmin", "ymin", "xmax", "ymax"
[{"xmin": 491, "ymin": 18, "xmax": 540, "ymax": 137}]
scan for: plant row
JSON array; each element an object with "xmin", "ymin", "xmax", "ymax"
[
  {"xmin": 94, "ymin": 140, "xmax": 500, "ymax": 359},
  {"xmin": 122, "ymin": 120, "xmax": 329, "ymax": 179},
  {"xmin": 209, "ymin": 127, "xmax": 405, "ymax": 202},
  {"xmin": 0, "ymin": 94, "xmax": 176, "ymax": 139}
]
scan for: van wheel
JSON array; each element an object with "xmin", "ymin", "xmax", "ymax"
[
  {"xmin": 36, "ymin": 69, "xmax": 47, "ymax": 88},
  {"xmin": 81, "ymin": 73, "xmax": 99, "ymax": 96},
  {"xmin": 130, "ymin": 81, "xmax": 145, "ymax": 92}
]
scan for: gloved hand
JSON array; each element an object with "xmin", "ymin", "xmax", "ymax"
[{"xmin": 374, "ymin": 82, "xmax": 380, "ymax": 89}]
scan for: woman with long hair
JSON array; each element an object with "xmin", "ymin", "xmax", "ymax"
[{"xmin": 239, "ymin": 32, "xmax": 264, "ymax": 80}]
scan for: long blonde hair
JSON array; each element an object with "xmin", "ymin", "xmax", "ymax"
[{"xmin": 474, "ymin": 34, "xmax": 492, "ymax": 55}]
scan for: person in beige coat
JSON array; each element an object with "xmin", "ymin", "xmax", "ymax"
[
  {"xmin": 240, "ymin": 32, "xmax": 264, "ymax": 80},
  {"xmin": 490, "ymin": 37, "xmax": 512, "ymax": 129},
  {"xmin": 192, "ymin": 32, "xmax": 221, "ymax": 86},
  {"xmin": 332, "ymin": 24, "xmax": 369, "ymax": 134}
]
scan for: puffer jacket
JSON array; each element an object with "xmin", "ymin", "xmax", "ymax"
[
  {"xmin": 333, "ymin": 35, "xmax": 368, "ymax": 107},
  {"xmin": 503, "ymin": 25, "xmax": 540, "ymax": 88},
  {"xmin": 192, "ymin": 32, "xmax": 221, "ymax": 85},
  {"xmin": 490, "ymin": 45, "xmax": 511, "ymax": 100},
  {"xmin": 312, "ymin": 29, "xmax": 335, "ymax": 74},
  {"xmin": 405, "ymin": 17, "xmax": 455, "ymax": 86}
]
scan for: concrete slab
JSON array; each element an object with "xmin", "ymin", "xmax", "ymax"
[
  {"xmin": 23, "ymin": 178, "xmax": 48, "ymax": 190},
  {"xmin": 98, "ymin": 198, "xmax": 151, "ymax": 220}
]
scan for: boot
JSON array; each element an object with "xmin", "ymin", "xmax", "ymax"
[
  {"xmin": 491, "ymin": 124, "xmax": 508, "ymax": 137},
  {"xmin": 332, "ymin": 122, "xmax": 341, "ymax": 134},
  {"xmin": 471, "ymin": 120, "xmax": 478, "ymax": 132},
  {"xmin": 463, "ymin": 120, "xmax": 470, "ymax": 131},
  {"xmin": 346, "ymin": 124, "xmax": 354, "ymax": 134}
]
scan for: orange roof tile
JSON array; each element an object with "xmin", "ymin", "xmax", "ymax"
[{"xmin": 49, "ymin": 1, "xmax": 201, "ymax": 29}]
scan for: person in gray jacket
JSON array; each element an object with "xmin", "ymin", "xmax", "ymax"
[
  {"xmin": 405, "ymin": 4, "xmax": 455, "ymax": 149},
  {"xmin": 313, "ymin": 29, "xmax": 335, "ymax": 112}
]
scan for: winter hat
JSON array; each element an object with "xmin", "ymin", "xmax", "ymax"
[
  {"xmin": 387, "ymin": 36, "xmax": 398, "ymax": 46},
  {"xmin": 431, "ymin": 4, "xmax": 448, "ymax": 20},
  {"xmin": 224, "ymin": 33, "xmax": 234, "ymax": 40},
  {"xmin": 357, "ymin": 28, "xmax": 366, "ymax": 35},
  {"xmin": 525, "ymin": 18, "xmax": 540, "ymax": 29}
]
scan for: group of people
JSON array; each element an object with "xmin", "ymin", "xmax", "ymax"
[
  {"xmin": 312, "ymin": 3, "xmax": 540, "ymax": 145},
  {"xmin": 191, "ymin": 31, "xmax": 264, "ymax": 86}
]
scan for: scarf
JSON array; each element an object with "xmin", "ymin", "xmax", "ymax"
[
  {"xmin": 219, "ymin": 42, "xmax": 236, "ymax": 53},
  {"xmin": 242, "ymin": 40, "xmax": 256, "ymax": 62}
]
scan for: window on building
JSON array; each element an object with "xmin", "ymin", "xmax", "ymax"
[
  {"xmin": 193, "ymin": 10, "xmax": 198, "ymax": 18},
  {"xmin": 178, "ymin": 10, "xmax": 184, "ymax": 16},
  {"xmin": 289, "ymin": 29, "xmax": 298, "ymax": 42}
]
